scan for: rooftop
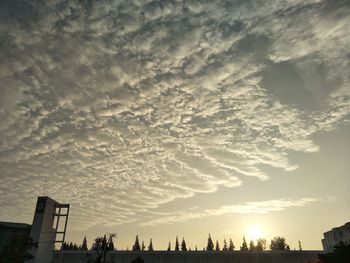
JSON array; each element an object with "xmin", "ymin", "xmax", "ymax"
[{"xmin": 0, "ymin": 221, "xmax": 31, "ymax": 229}]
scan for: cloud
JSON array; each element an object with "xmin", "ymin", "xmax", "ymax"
[
  {"xmin": 140, "ymin": 198, "xmax": 319, "ymax": 226},
  {"xmin": 0, "ymin": 0, "xmax": 349, "ymax": 229}
]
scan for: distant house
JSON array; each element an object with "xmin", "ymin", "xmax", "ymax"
[{"xmin": 322, "ymin": 222, "xmax": 350, "ymax": 252}]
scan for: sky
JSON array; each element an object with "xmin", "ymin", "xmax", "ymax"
[{"xmin": 0, "ymin": 0, "xmax": 350, "ymax": 251}]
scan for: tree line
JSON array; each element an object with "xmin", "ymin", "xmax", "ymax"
[
  {"xmin": 75, "ymin": 234, "xmax": 299, "ymax": 263},
  {"xmin": 64, "ymin": 233, "xmax": 298, "ymax": 252}
]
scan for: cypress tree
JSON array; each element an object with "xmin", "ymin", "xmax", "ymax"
[
  {"xmin": 167, "ymin": 242, "xmax": 171, "ymax": 251},
  {"xmin": 229, "ymin": 239, "xmax": 235, "ymax": 251},
  {"xmin": 132, "ymin": 235, "xmax": 141, "ymax": 251},
  {"xmin": 181, "ymin": 237, "xmax": 187, "ymax": 251},
  {"xmin": 249, "ymin": 240, "xmax": 255, "ymax": 251},
  {"xmin": 82, "ymin": 236, "xmax": 88, "ymax": 251},
  {"xmin": 141, "ymin": 241, "xmax": 145, "ymax": 251},
  {"xmin": 240, "ymin": 236, "xmax": 248, "ymax": 251},
  {"xmin": 215, "ymin": 240, "xmax": 220, "ymax": 251},
  {"xmin": 206, "ymin": 234, "xmax": 214, "ymax": 251},
  {"xmin": 222, "ymin": 239, "xmax": 228, "ymax": 251},
  {"xmin": 148, "ymin": 239, "xmax": 153, "ymax": 251},
  {"xmin": 175, "ymin": 236, "xmax": 180, "ymax": 251}
]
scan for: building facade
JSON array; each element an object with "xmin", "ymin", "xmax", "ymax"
[
  {"xmin": 28, "ymin": 196, "xmax": 70, "ymax": 263},
  {"xmin": 322, "ymin": 222, "xmax": 350, "ymax": 252}
]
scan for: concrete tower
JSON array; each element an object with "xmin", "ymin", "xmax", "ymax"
[{"xmin": 29, "ymin": 196, "xmax": 69, "ymax": 263}]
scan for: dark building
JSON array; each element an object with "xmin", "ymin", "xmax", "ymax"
[{"xmin": 0, "ymin": 221, "xmax": 31, "ymax": 255}]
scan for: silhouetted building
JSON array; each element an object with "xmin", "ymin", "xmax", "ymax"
[
  {"xmin": 322, "ymin": 222, "xmax": 350, "ymax": 252},
  {"xmin": 0, "ymin": 196, "xmax": 69, "ymax": 263},
  {"xmin": 0, "ymin": 221, "xmax": 31, "ymax": 255}
]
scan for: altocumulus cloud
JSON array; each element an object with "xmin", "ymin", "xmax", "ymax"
[{"xmin": 0, "ymin": 0, "xmax": 349, "ymax": 228}]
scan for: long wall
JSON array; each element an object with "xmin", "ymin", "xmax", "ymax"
[{"xmin": 53, "ymin": 250, "xmax": 321, "ymax": 263}]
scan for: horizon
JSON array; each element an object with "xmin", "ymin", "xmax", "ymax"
[{"xmin": 1, "ymin": 0, "xmax": 350, "ymax": 253}]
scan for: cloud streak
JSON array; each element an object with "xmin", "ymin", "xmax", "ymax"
[{"xmin": 140, "ymin": 198, "xmax": 319, "ymax": 226}]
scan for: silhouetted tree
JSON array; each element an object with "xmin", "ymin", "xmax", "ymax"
[
  {"xmin": 62, "ymin": 242, "xmax": 68, "ymax": 250},
  {"xmin": 229, "ymin": 239, "xmax": 235, "ymax": 251},
  {"xmin": 215, "ymin": 240, "xmax": 220, "ymax": 251},
  {"xmin": 148, "ymin": 239, "xmax": 153, "ymax": 251},
  {"xmin": 222, "ymin": 239, "xmax": 228, "ymax": 251},
  {"xmin": 195, "ymin": 245, "xmax": 198, "ymax": 251},
  {"xmin": 181, "ymin": 237, "xmax": 187, "ymax": 251},
  {"xmin": 318, "ymin": 242, "xmax": 350, "ymax": 263},
  {"xmin": 141, "ymin": 241, "xmax": 145, "ymax": 251},
  {"xmin": 299, "ymin": 241, "xmax": 302, "ymax": 251},
  {"xmin": 167, "ymin": 242, "xmax": 171, "ymax": 251},
  {"xmin": 206, "ymin": 234, "xmax": 214, "ymax": 251},
  {"xmin": 108, "ymin": 235, "xmax": 115, "ymax": 251},
  {"xmin": 249, "ymin": 240, "xmax": 255, "ymax": 251},
  {"xmin": 132, "ymin": 235, "xmax": 141, "ymax": 251},
  {"xmin": 92, "ymin": 233, "xmax": 116, "ymax": 263},
  {"xmin": 240, "ymin": 236, "xmax": 248, "ymax": 251},
  {"xmin": 63, "ymin": 242, "xmax": 80, "ymax": 250},
  {"xmin": 82, "ymin": 236, "xmax": 88, "ymax": 251},
  {"xmin": 0, "ymin": 233, "xmax": 37, "ymax": 263},
  {"xmin": 256, "ymin": 238, "xmax": 267, "ymax": 251},
  {"xmin": 270, "ymin": 236, "xmax": 288, "ymax": 251},
  {"xmin": 175, "ymin": 236, "xmax": 180, "ymax": 251}
]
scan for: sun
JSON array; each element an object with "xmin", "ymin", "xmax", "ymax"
[{"xmin": 248, "ymin": 226, "xmax": 263, "ymax": 241}]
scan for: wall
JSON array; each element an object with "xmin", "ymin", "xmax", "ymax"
[{"xmin": 53, "ymin": 250, "xmax": 320, "ymax": 263}]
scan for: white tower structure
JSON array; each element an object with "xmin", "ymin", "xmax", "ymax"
[
  {"xmin": 28, "ymin": 196, "xmax": 69, "ymax": 263},
  {"xmin": 322, "ymin": 222, "xmax": 350, "ymax": 252}
]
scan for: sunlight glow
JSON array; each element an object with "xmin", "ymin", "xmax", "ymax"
[{"xmin": 248, "ymin": 226, "xmax": 263, "ymax": 241}]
